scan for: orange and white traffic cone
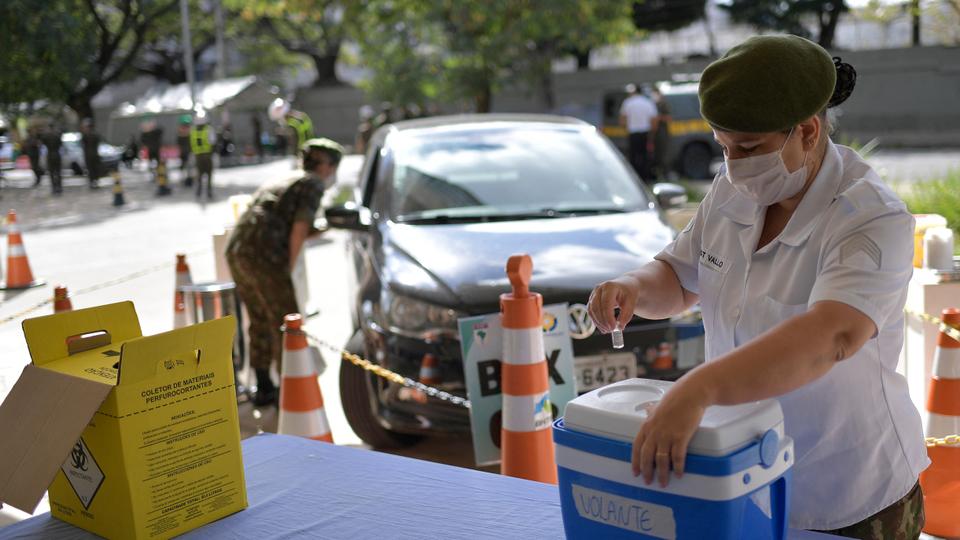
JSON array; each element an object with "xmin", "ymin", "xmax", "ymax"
[
  {"xmin": 499, "ymin": 254, "xmax": 557, "ymax": 484},
  {"xmin": 174, "ymin": 292, "xmax": 188, "ymax": 328},
  {"xmin": 413, "ymin": 353, "xmax": 442, "ymax": 404},
  {"xmin": 1, "ymin": 210, "xmax": 44, "ymax": 290},
  {"xmin": 173, "ymin": 254, "xmax": 193, "ymax": 328},
  {"xmin": 53, "ymin": 285, "xmax": 73, "ymax": 313},
  {"xmin": 653, "ymin": 342, "xmax": 674, "ymax": 370},
  {"xmin": 175, "ymin": 253, "xmax": 193, "ymax": 288},
  {"xmin": 277, "ymin": 313, "xmax": 333, "ymax": 442},
  {"xmin": 920, "ymin": 307, "xmax": 960, "ymax": 537}
]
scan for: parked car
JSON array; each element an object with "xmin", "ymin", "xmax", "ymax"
[
  {"xmin": 0, "ymin": 136, "xmax": 14, "ymax": 171},
  {"xmin": 601, "ymin": 81, "xmax": 722, "ymax": 179},
  {"xmin": 60, "ymin": 132, "xmax": 123, "ymax": 176},
  {"xmin": 326, "ymin": 114, "xmax": 704, "ymax": 448}
]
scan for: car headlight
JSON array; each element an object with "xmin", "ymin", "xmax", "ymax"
[{"xmin": 383, "ymin": 291, "xmax": 461, "ymax": 334}]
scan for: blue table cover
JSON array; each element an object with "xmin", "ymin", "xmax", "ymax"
[{"xmin": 0, "ymin": 433, "xmax": 838, "ymax": 539}]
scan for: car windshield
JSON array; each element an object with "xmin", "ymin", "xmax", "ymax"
[{"xmin": 387, "ymin": 124, "xmax": 648, "ymax": 223}]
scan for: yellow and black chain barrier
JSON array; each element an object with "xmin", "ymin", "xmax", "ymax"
[
  {"xmin": 302, "ymin": 329, "xmax": 471, "ymax": 409},
  {"xmin": 926, "ymin": 434, "xmax": 960, "ymax": 447},
  {"xmin": 903, "ymin": 307, "xmax": 960, "ymax": 343},
  {"xmin": 903, "ymin": 308, "xmax": 960, "ymax": 447},
  {"xmin": 0, "ymin": 247, "xmax": 210, "ymax": 328}
]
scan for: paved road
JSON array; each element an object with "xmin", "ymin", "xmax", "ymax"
[
  {"xmin": 0, "ymin": 148, "xmax": 953, "ymax": 526},
  {"xmin": 0, "ymin": 156, "xmax": 480, "ymax": 526}
]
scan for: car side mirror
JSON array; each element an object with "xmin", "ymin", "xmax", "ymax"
[
  {"xmin": 326, "ymin": 202, "xmax": 371, "ymax": 231},
  {"xmin": 652, "ymin": 183, "xmax": 688, "ymax": 210}
]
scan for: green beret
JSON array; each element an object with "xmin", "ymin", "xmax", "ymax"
[
  {"xmin": 699, "ymin": 34, "xmax": 836, "ymax": 133},
  {"xmin": 302, "ymin": 137, "xmax": 344, "ymax": 157}
]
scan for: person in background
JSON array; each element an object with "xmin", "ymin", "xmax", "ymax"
[
  {"xmin": 619, "ymin": 83, "xmax": 658, "ymax": 182},
  {"xmin": 589, "ymin": 35, "xmax": 926, "ymax": 538},
  {"xmin": 273, "ymin": 124, "xmax": 288, "ymax": 157},
  {"xmin": 24, "ymin": 127, "xmax": 45, "ymax": 186},
  {"xmin": 268, "ymin": 98, "xmax": 313, "ymax": 165},
  {"xmin": 252, "ymin": 115, "xmax": 264, "ymax": 163},
  {"xmin": 217, "ymin": 122, "xmax": 235, "ymax": 164},
  {"xmin": 40, "ymin": 122, "xmax": 63, "ymax": 195},
  {"xmin": 650, "ymin": 84, "xmax": 673, "ymax": 181},
  {"xmin": 80, "ymin": 118, "xmax": 102, "ymax": 189},
  {"xmin": 140, "ymin": 117, "xmax": 164, "ymax": 172},
  {"xmin": 226, "ymin": 138, "xmax": 343, "ymax": 406},
  {"xmin": 176, "ymin": 115, "xmax": 193, "ymax": 187},
  {"xmin": 354, "ymin": 105, "xmax": 374, "ymax": 155},
  {"xmin": 190, "ymin": 112, "xmax": 216, "ymax": 200},
  {"xmin": 122, "ymin": 134, "xmax": 139, "ymax": 169},
  {"xmin": 373, "ymin": 101, "xmax": 394, "ymax": 130}
]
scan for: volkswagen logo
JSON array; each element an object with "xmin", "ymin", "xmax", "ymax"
[{"xmin": 567, "ymin": 304, "xmax": 596, "ymax": 339}]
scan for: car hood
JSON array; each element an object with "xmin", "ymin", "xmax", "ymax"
[{"xmin": 381, "ymin": 211, "xmax": 675, "ymax": 311}]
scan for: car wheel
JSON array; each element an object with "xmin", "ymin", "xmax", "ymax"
[
  {"xmin": 70, "ymin": 162, "xmax": 84, "ymax": 176},
  {"xmin": 340, "ymin": 329, "xmax": 422, "ymax": 449},
  {"xmin": 679, "ymin": 142, "xmax": 713, "ymax": 180}
]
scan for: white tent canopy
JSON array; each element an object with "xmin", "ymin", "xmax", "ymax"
[{"xmin": 113, "ymin": 76, "xmax": 258, "ymax": 118}]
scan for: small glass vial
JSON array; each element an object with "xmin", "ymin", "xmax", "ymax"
[{"xmin": 611, "ymin": 323, "xmax": 624, "ymax": 349}]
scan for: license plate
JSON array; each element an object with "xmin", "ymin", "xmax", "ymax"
[{"xmin": 574, "ymin": 352, "xmax": 637, "ymax": 392}]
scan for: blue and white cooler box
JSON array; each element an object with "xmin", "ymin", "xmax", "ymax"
[{"xmin": 554, "ymin": 378, "xmax": 793, "ymax": 539}]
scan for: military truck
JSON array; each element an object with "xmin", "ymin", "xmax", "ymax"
[{"xmin": 602, "ymin": 81, "xmax": 721, "ymax": 180}]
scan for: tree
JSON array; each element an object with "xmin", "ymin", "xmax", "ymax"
[
  {"xmin": 0, "ymin": 0, "xmax": 94, "ymax": 108},
  {"xmin": 231, "ymin": 0, "xmax": 359, "ymax": 87},
  {"xmin": 0, "ymin": 0, "xmax": 178, "ymax": 120},
  {"xmin": 721, "ymin": 0, "xmax": 848, "ymax": 49},
  {"xmin": 132, "ymin": 0, "xmax": 216, "ymax": 84},
  {"xmin": 356, "ymin": 1, "xmax": 635, "ymax": 113},
  {"xmin": 632, "ymin": 0, "xmax": 707, "ymax": 33},
  {"xmin": 354, "ymin": 2, "xmax": 444, "ymax": 109}
]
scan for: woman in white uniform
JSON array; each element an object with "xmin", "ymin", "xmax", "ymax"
[{"xmin": 587, "ymin": 35, "xmax": 928, "ymax": 538}]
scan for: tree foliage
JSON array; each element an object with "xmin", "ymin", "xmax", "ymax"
[
  {"xmin": 0, "ymin": 0, "xmax": 94, "ymax": 108},
  {"xmin": 0, "ymin": 0, "xmax": 179, "ymax": 119},
  {"xmin": 230, "ymin": 0, "xmax": 360, "ymax": 86},
  {"xmin": 632, "ymin": 0, "xmax": 707, "ymax": 33},
  {"xmin": 720, "ymin": 0, "xmax": 848, "ymax": 48},
  {"xmin": 355, "ymin": 0, "xmax": 634, "ymax": 112}
]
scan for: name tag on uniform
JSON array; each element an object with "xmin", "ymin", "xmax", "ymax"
[{"xmin": 699, "ymin": 249, "xmax": 729, "ymax": 274}]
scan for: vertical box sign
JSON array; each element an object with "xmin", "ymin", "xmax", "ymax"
[
  {"xmin": 459, "ymin": 303, "xmax": 577, "ymax": 466},
  {"xmin": 0, "ymin": 301, "xmax": 248, "ymax": 539}
]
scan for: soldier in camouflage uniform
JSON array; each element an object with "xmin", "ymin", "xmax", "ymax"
[
  {"xmin": 815, "ymin": 482, "xmax": 924, "ymax": 539},
  {"xmin": 226, "ymin": 138, "xmax": 342, "ymax": 406}
]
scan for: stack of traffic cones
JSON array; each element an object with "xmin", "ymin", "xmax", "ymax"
[
  {"xmin": 920, "ymin": 307, "xmax": 960, "ymax": 538},
  {"xmin": 277, "ymin": 313, "xmax": 334, "ymax": 442},
  {"xmin": 499, "ymin": 254, "xmax": 557, "ymax": 484},
  {"xmin": 0, "ymin": 210, "xmax": 44, "ymax": 290},
  {"xmin": 53, "ymin": 285, "xmax": 73, "ymax": 313},
  {"xmin": 173, "ymin": 254, "xmax": 193, "ymax": 328},
  {"xmin": 413, "ymin": 353, "xmax": 441, "ymax": 404},
  {"xmin": 111, "ymin": 170, "xmax": 125, "ymax": 207}
]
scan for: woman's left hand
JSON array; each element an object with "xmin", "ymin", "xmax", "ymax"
[{"xmin": 632, "ymin": 380, "xmax": 708, "ymax": 487}]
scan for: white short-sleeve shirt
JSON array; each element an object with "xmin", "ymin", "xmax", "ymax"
[
  {"xmin": 619, "ymin": 94, "xmax": 658, "ymax": 134},
  {"xmin": 655, "ymin": 141, "xmax": 929, "ymax": 530}
]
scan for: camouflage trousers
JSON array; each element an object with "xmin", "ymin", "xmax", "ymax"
[
  {"xmin": 227, "ymin": 253, "xmax": 298, "ymax": 371},
  {"xmin": 814, "ymin": 481, "xmax": 925, "ymax": 540}
]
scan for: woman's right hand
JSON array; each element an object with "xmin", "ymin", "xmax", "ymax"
[{"xmin": 587, "ymin": 275, "xmax": 641, "ymax": 334}]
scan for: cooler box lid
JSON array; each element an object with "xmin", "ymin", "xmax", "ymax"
[{"xmin": 563, "ymin": 378, "xmax": 783, "ymax": 457}]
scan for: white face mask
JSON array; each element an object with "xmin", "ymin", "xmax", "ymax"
[{"xmin": 723, "ymin": 128, "xmax": 808, "ymax": 206}]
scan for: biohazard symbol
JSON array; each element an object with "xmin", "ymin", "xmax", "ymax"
[{"xmin": 70, "ymin": 442, "xmax": 88, "ymax": 471}]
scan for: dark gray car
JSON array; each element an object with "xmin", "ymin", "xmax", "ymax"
[{"xmin": 326, "ymin": 114, "xmax": 704, "ymax": 448}]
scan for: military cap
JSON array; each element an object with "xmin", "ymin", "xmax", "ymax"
[
  {"xmin": 699, "ymin": 34, "xmax": 836, "ymax": 133},
  {"xmin": 302, "ymin": 137, "xmax": 344, "ymax": 158}
]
